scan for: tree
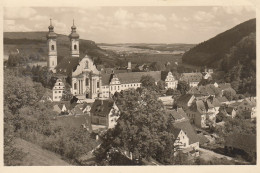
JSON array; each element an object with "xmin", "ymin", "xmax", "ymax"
[
  {"xmin": 177, "ymin": 81, "xmax": 190, "ymax": 95},
  {"xmin": 61, "ymin": 83, "xmax": 73, "ymax": 101},
  {"xmin": 4, "ymin": 69, "xmax": 39, "ymax": 114},
  {"xmin": 157, "ymin": 80, "xmax": 166, "ymax": 91},
  {"xmin": 223, "ymin": 88, "xmax": 236, "ymax": 101},
  {"xmin": 94, "ymin": 88, "xmax": 177, "ymax": 165},
  {"xmin": 140, "ymin": 75, "xmax": 156, "ymax": 90},
  {"xmin": 4, "ymin": 106, "xmax": 26, "ymax": 165}
]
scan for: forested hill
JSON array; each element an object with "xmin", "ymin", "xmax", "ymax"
[
  {"xmin": 4, "ymin": 32, "xmax": 121, "ymax": 67},
  {"xmin": 182, "ymin": 18, "xmax": 256, "ymax": 69}
]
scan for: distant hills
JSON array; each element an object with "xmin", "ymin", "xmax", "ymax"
[
  {"xmin": 182, "ymin": 18, "xmax": 256, "ymax": 69},
  {"xmin": 4, "ymin": 32, "xmax": 121, "ymax": 67}
]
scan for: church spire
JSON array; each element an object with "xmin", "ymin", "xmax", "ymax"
[
  {"xmin": 69, "ymin": 19, "xmax": 80, "ymax": 57},
  {"xmin": 46, "ymin": 18, "xmax": 57, "ymax": 73}
]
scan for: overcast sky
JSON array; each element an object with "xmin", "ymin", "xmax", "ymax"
[{"xmin": 4, "ymin": 6, "xmax": 255, "ymax": 44}]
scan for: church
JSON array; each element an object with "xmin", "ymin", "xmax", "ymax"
[{"xmin": 46, "ymin": 20, "xmax": 178, "ymax": 101}]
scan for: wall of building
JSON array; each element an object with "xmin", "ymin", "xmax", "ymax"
[{"xmin": 52, "ymin": 79, "xmax": 65, "ymax": 102}]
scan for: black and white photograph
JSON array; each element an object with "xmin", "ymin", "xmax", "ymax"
[{"xmin": 2, "ymin": 0, "xmax": 257, "ymax": 169}]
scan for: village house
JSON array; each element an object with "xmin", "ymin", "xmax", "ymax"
[
  {"xmin": 167, "ymin": 109, "xmax": 200, "ymax": 156},
  {"xmin": 201, "ymin": 68, "xmax": 213, "ymax": 79},
  {"xmin": 40, "ymin": 89, "xmax": 53, "ymax": 102},
  {"xmin": 176, "ymin": 94, "xmax": 196, "ymax": 110},
  {"xmin": 52, "ymin": 78, "xmax": 66, "ymax": 102},
  {"xmin": 179, "ymin": 73, "xmax": 203, "ymax": 87},
  {"xmin": 236, "ymin": 98, "xmax": 256, "ymax": 119},
  {"xmin": 161, "ymin": 71, "xmax": 178, "ymax": 89},
  {"xmin": 188, "ymin": 84, "xmax": 221, "ymax": 98},
  {"xmin": 90, "ymin": 99, "xmax": 120, "ymax": 130},
  {"xmin": 186, "ymin": 98, "xmax": 219, "ymax": 129}
]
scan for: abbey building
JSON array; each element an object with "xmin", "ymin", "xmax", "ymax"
[{"xmin": 47, "ymin": 20, "xmax": 178, "ymax": 101}]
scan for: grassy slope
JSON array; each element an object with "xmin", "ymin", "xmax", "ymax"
[
  {"xmin": 13, "ymin": 138, "xmax": 70, "ymax": 166},
  {"xmin": 182, "ymin": 18, "xmax": 256, "ymax": 68}
]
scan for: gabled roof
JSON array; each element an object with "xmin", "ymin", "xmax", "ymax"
[
  {"xmin": 116, "ymin": 71, "xmax": 161, "ymax": 84},
  {"xmin": 216, "ymin": 96, "xmax": 228, "ymax": 103},
  {"xmin": 55, "ymin": 57, "xmax": 82, "ymax": 76},
  {"xmin": 180, "ymin": 73, "xmax": 202, "ymax": 83},
  {"xmin": 225, "ymin": 133, "xmax": 256, "ymax": 153},
  {"xmin": 167, "ymin": 109, "xmax": 183, "ymax": 121},
  {"xmin": 101, "ymin": 73, "xmax": 112, "ymax": 85},
  {"xmin": 161, "ymin": 71, "xmax": 170, "ymax": 81},
  {"xmin": 173, "ymin": 120, "xmax": 199, "ymax": 144},
  {"xmin": 188, "ymin": 84, "xmax": 221, "ymax": 96},
  {"xmin": 243, "ymin": 98, "xmax": 256, "ymax": 107},
  {"xmin": 177, "ymin": 94, "xmax": 194, "ymax": 105},
  {"xmin": 198, "ymin": 78, "xmax": 216, "ymax": 86},
  {"xmin": 70, "ymin": 106, "xmax": 84, "ymax": 115},
  {"xmin": 90, "ymin": 99, "xmax": 115, "ymax": 117},
  {"xmin": 207, "ymin": 96, "xmax": 221, "ymax": 107},
  {"xmin": 196, "ymin": 100, "xmax": 206, "ymax": 114}
]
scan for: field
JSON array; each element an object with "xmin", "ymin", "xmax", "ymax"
[{"xmin": 98, "ymin": 43, "xmax": 195, "ymax": 65}]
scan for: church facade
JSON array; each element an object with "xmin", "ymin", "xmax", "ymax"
[{"xmin": 47, "ymin": 20, "xmax": 178, "ymax": 101}]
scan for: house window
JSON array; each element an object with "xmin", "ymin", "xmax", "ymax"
[
  {"xmin": 55, "ymin": 96, "xmax": 57, "ymax": 99},
  {"xmin": 59, "ymin": 83, "xmax": 60, "ymax": 85},
  {"xmin": 74, "ymin": 44, "xmax": 77, "ymax": 50},
  {"xmin": 52, "ymin": 61, "xmax": 54, "ymax": 66},
  {"xmin": 114, "ymin": 86, "xmax": 116, "ymax": 90},
  {"xmin": 55, "ymin": 91, "xmax": 57, "ymax": 93},
  {"xmin": 51, "ymin": 45, "xmax": 55, "ymax": 50},
  {"xmin": 59, "ymin": 91, "xmax": 61, "ymax": 93},
  {"xmin": 74, "ymin": 83, "xmax": 77, "ymax": 89},
  {"xmin": 86, "ymin": 78, "xmax": 89, "ymax": 86},
  {"xmin": 97, "ymin": 82, "xmax": 100, "ymax": 88},
  {"xmin": 85, "ymin": 61, "xmax": 88, "ymax": 69},
  {"xmin": 118, "ymin": 86, "xmax": 120, "ymax": 90}
]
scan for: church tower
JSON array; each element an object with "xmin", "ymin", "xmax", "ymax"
[
  {"xmin": 69, "ymin": 20, "xmax": 80, "ymax": 57},
  {"xmin": 46, "ymin": 19, "xmax": 57, "ymax": 73}
]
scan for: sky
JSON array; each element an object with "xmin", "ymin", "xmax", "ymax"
[{"xmin": 3, "ymin": 6, "xmax": 256, "ymax": 44}]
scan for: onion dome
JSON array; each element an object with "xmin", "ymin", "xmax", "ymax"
[
  {"xmin": 69, "ymin": 19, "xmax": 79, "ymax": 39},
  {"xmin": 46, "ymin": 19, "xmax": 57, "ymax": 39}
]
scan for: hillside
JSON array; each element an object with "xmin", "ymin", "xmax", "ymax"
[
  {"xmin": 13, "ymin": 138, "xmax": 70, "ymax": 166},
  {"xmin": 182, "ymin": 18, "xmax": 256, "ymax": 68},
  {"xmin": 4, "ymin": 32, "xmax": 121, "ymax": 67}
]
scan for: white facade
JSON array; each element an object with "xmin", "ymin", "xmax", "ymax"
[
  {"xmin": 70, "ymin": 38, "xmax": 79, "ymax": 57},
  {"xmin": 174, "ymin": 130, "xmax": 189, "ymax": 149},
  {"xmin": 47, "ymin": 38, "xmax": 57, "ymax": 73},
  {"xmin": 52, "ymin": 79, "xmax": 65, "ymax": 102},
  {"xmin": 165, "ymin": 72, "xmax": 178, "ymax": 89},
  {"xmin": 71, "ymin": 56, "xmax": 102, "ymax": 99},
  {"xmin": 189, "ymin": 82, "xmax": 200, "ymax": 87}
]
